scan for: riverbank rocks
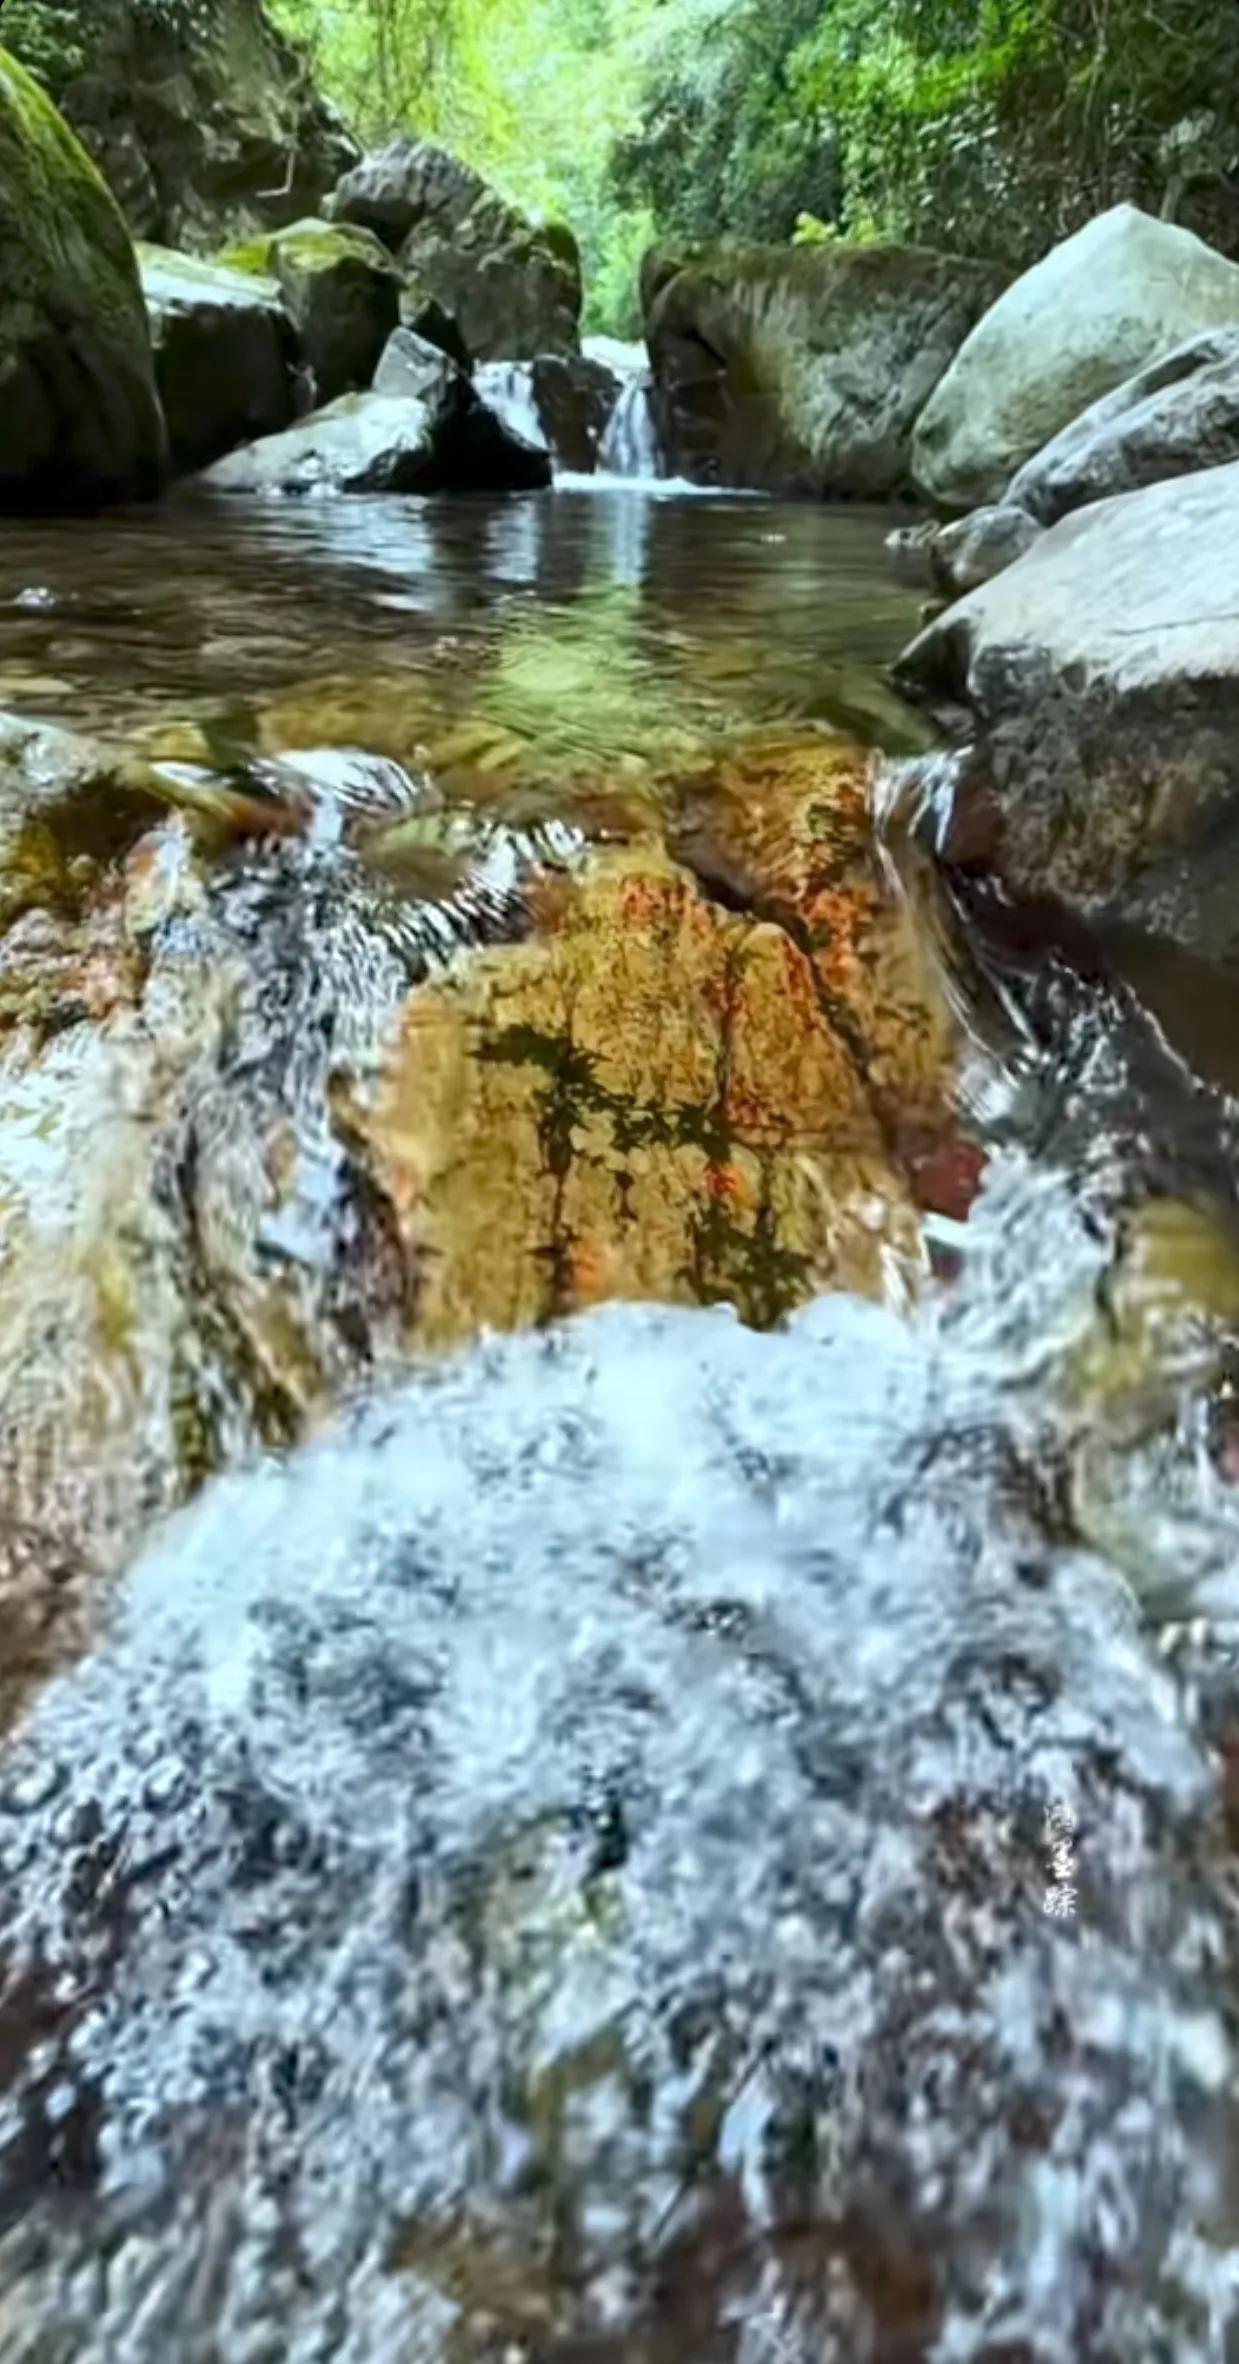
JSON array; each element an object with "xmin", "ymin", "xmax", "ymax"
[
  {"xmin": 1008, "ymin": 328, "xmax": 1239, "ymax": 525},
  {"xmin": 896, "ymin": 461, "xmax": 1239, "ymax": 959},
  {"xmin": 0, "ymin": 46, "xmax": 165, "ymax": 509},
  {"xmin": 913, "ymin": 205, "xmax": 1239, "ymax": 511},
  {"xmin": 325, "ymin": 136, "xmax": 582, "ymax": 361},
  {"xmin": 139, "ymin": 243, "xmax": 294, "ymax": 472},
  {"xmin": 201, "ymin": 374, "xmax": 552, "ymax": 496},
  {"xmin": 644, "ymin": 243, "xmax": 1003, "ymax": 497},
  {"xmin": 6, "ymin": 0, "xmax": 357, "ymax": 250},
  {"xmin": 220, "ymin": 216, "xmax": 400, "ymax": 403}
]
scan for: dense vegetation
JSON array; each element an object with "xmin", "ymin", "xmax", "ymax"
[
  {"xmin": 8, "ymin": 0, "xmax": 1239, "ymax": 328},
  {"xmin": 271, "ymin": 0, "xmax": 1239, "ymax": 324}
]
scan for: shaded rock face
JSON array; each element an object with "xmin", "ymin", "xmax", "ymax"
[
  {"xmin": 913, "ymin": 204, "xmax": 1239, "ymax": 512},
  {"xmin": 896, "ymin": 461, "xmax": 1239, "ymax": 959},
  {"xmin": 326, "ymin": 136, "xmax": 582, "ymax": 362},
  {"xmin": 0, "ymin": 45, "xmax": 165, "ymax": 510},
  {"xmin": 139, "ymin": 243, "xmax": 295, "ymax": 473},
  {"xmin": 931, "ymin": 503, "xmax": 1044, "ymax": 596},
  {"xmin": 0, "ymin": 1254, "xmax": 1235, "ymax": 2359},
  {"xmin": 8, "ymin": 0, "xmax": 357, "ymax": 250},
  {"xmin": 1009, "ymin": 327, "xmax": 1239, "ymax": 525},
  {"xmin": 645, "ymin": 243, "xmax": 1003, "ymax": 497},
  {"xmin": 221, "ymin": 217, "xmax": 401, "ymax": 404}
]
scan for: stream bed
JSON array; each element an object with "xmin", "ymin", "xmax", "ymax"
[{"xmin": 2, "ymin": 481, "xmax": 1239, "ymax": 2360}]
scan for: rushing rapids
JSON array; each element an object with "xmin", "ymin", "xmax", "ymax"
[{"xmin": 3, "ymin": 481, "xmax": 1239, "ymax": 2359}]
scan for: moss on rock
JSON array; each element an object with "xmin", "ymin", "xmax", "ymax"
[{"xmin": 0, "ymin": 42, "xmax": 165, "ymax": 508}]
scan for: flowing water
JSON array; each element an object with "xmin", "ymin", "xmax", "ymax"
[{"xmin": 3, "ymin": 482, "xmax": 1239, "ymax": 2360}]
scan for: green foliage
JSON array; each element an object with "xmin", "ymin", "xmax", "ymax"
[{"xmin": 790, "ymin": 0, "xmax": 1239, "ymax": 264}]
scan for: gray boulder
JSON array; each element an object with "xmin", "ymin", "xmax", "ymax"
[
  {"xmin": 325, "ymin": 137, "xmax": 581, "ymax": 361},
  {"xmin": 1009, "ymin": 329, "xmax": 1239, "ymax": 524},
  {"xmin": 201, "ymin": 365, "xmax": 551, "ymax": 497},
  {"xmin": 372, "ymin": 324, "xmax": 462, "ymax": 404},
  {"xmin": 897, "ymin": 461, "xmax": 1239, "ymax": 959},
  {"xmin": 0, "ymin": 46, "xmax": 165, "ymax": 509},
  {"xmin": 644, "ymin": 243, "xmax": 1002, "ymax": 497},
  {"xmin": 218, "ymin": 217, "xmax": 400, "ymax": 404},
  {"xmin": 931, "ymin": 503, "xmax": 1044, "ymax": 594},
  {"xmin": 913, "ymin": 206, "xmax": 1239, "ymax": 512},
  {"xmin": 139, "ymin": 243, "xmax": 295, "ymax": 473}
]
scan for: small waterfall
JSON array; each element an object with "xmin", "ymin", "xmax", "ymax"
[
  {"xmin": 472, "ymin": 362, "xmax": 549, "ymax": 457},
  {"xmin": 599, "ymin": 372, "xmax": 664, "ymax": 481}
]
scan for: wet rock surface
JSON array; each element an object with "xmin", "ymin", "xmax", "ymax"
[
  {"xmin": 896, "ymin": 459, "xmax": 1239, "ymax": 958},
  {"xmin": 1, "ymin": 1217, "xmax": 1238, "ymax": 2360}
]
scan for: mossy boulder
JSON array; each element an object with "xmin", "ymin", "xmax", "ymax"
[
  {"xmin": 326, "ymin": 138, "xmax": 581, "ymax": 362},
  {"xmin": 221, "ymin": 217, "xmax": 400, "ymax": 402},
  {"xmin": 139, "ymin": 243, "xmax": 295, "ymax": 473},
  {"xmin": 0, "ymin": 44, "xmax": 165, "ymax": 509},
  {"xmin": 4, "ymin": 0, "xmax": 357, "ymax": 251},
  {"xmin": 645, "ymin": 241, "xmax": 1003, "ymax": 497}
]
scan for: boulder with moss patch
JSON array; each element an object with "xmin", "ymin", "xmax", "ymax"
[
  {"xmin": 644, "ymin": 242, "xmax": 1003, "ymax": 496},
  {"xmin": 0, "ymin": 43, "xmax": 165, "ymax": 509},
  {"xmin": 325, "ymin": 137, "xmax": 581, "ymax": 362},
  {"xmin": 5, "ymin": 0, "xmax": 357, "ymax": 250},
  {"xmin": 139, "ymin": 243, "xmax": 295, "ymax": 472},
  {"xmin": 221, "ymin": 217, "xmax": 400, "ymax": 403}
]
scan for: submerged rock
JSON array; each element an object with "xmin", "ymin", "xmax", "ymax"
[
  {"xmin": 645, "ymin": 243, "xmax": 1001, "ymax": 496},
  {"xmin": 0, "ymin": 45, "xmax": 165, "ymax": 510},
  {"xmin": 139, "ymin": 243, "xmax": 295, "ymax": 473},
  {"xmin": 1009, "ymin": 327, "xmax": 1239, "ymax": 525},
  {"xmin": 897, "ymin": 460, "xmax": 1239, "ymax": 957},
  {"xmin": 913, "ymin": 204, "xmax": 1239, "ymax": 511},
  {"xmin": 360, "ymin": 738, "xmax": 959, "ymax": 1343},
  {"xmin": 0, "ymin": 1259, "xmax": 1235, "ymax": 2358},
  {"xmin": 221, "ymin": 216, "xmax": 401, "ymax": 403},
  {"xmin": 325, "ymin": 136, "xmax": 582, "ymax": 362}
]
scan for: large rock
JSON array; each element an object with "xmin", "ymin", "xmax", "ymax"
[
  {"xmin": 644, "ymin": 243, "xmax": 1003, "ymax": 497},
  {"xmin": 1009, "ymin": 328, "xmax": 1239, "ymax": 524},
  {"xmin": 325, "ymin": 137, "xmax": 581, "ymax": 362},
  {"xmin": 913, "ymin": 205, "xmax": 1239, "ymax": 511},
  {"xmin": 200, "ymin": 378, "xmax": 552, "ymax": 497},
  {"xmin": 7, "ymin": 0, "xmax": 357, "ymax": 249},
  {"xmin": 0, "ymin": 44, "xmax": 165, "ymax": 509},
  {"xmin": 896, "ymin": 461, "xmax": 1239, "ymax": 959},
  {"xmin": 139, "ymin": 243, "xmax": 294, "ymax": 473},
  {"xmin": 220, "ymin": 217, "xmax": 400, "ymax": 403},
  {"xmin": 473, "ymin": 354, "xmax": 621, "ymax": 472}
]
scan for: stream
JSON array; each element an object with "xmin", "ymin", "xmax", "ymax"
[{"xmin": 3, "ymin": 479, "xmax": 1239, "ymax": 2360}]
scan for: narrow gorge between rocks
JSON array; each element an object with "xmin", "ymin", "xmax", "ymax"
[{"xmin": 7, "ymin": 6, "xmax": 1239, "ymax": 2360}]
